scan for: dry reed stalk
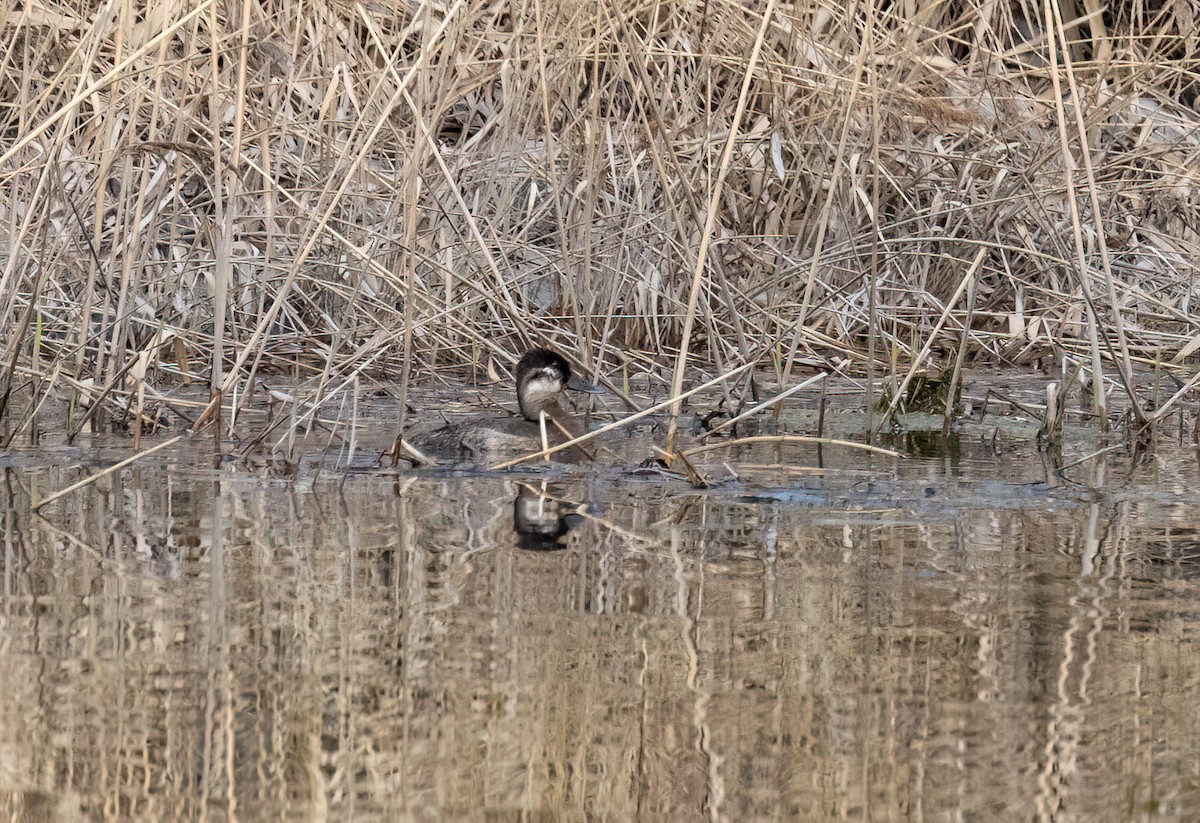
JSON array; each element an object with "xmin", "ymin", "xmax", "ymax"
[
  {"xmin": 32, "ymin": 434, "xmax": 184, "ymax": 511},
  {"xmin": 0, "ymin": 0, "xmax": 1196, "ymax": 441},
  {"xmin": 698, "ymin": 372, "xmax": 828, "ymax": 440},
  {"xmin": 1042, "ymin": 0, "xmax": 1133, "ymax": 426},
  {"xmin": 680, "ymin": 435, "xmax": 900, "ymax": 460},
  {"xmin": 875, "ymin": 245, "xmax": 986, "ymax": 428},
  {"xmin": 665, "ymin": 0, "xmax": 778, "ymax": 453}
]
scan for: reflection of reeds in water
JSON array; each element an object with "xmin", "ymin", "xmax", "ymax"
[
  {"xmin": 1, "ymin": 1, "xmax": 1196, "ymax": 445},
  {"xmin": 6, "ymin": 455, "xmax": 1200, "ymax": 817}
]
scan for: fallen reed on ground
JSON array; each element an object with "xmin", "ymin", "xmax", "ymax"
[{"xmin": 1, "ymin": 0, "xmax": 1198, "ymax": 436}]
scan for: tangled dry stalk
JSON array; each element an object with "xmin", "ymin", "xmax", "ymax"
[{"xmin": 1, "ymin": 0, "xmax": 1199, "ymax": 437}]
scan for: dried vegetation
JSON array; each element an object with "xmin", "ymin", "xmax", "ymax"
[{"xmin": 1, "ymin": 0, "xmax": 1199, "ymax": 435}]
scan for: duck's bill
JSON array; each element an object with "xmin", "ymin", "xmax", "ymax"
[{"xmin": 567, "ymin": 374, "xmax": 605, "ymax": 393}]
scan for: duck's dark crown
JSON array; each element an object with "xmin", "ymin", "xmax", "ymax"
[{"xmin": 515, "ymin": 348, "xmax": 572, "ymax": 383}]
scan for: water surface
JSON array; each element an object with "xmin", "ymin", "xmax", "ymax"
[{"xmin": 2, "ymin": 398, "xmax": 1200, "ymax": 820}]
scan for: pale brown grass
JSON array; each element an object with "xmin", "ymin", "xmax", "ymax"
[{"xmin": 1, "ymin": 0, "xmax": 1198, "ymax": 435}]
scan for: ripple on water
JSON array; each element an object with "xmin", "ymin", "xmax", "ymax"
[{"xmin": 1, "ymin": 417, "xmax": 1199, "ymax": 819}]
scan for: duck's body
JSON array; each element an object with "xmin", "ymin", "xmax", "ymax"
[
  {"xmin": 456, "ymin": 416, "xmax": 570, "ymax": 461},
  {"xmin": 417, "ymin": 348, "xmax": 602, "ymax": 463}
]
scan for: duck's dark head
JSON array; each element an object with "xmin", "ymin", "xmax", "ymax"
[{"xmin": 515, "ymin": 348, "xmax": 603, "ymax": 421}]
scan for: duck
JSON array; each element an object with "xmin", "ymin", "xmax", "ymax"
[
  {"xmin": 411, "ymin": 348, "xmax": 604, "ymax": 463},
  {"xmin": 512, "ymin": 348, "xmax": 604, "ymax": 421}
]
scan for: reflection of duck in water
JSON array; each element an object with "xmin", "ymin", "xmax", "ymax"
[
  {"xmin": 418, "ymin": 348, "xmax": 604, "ymax": 463},
  {"xmin": 512, "ymin": 483, "xmax": 587, "ymax": 551}
]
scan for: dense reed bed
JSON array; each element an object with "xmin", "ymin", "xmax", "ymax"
[{"xmin": 1, "ymin": 0, "xmax": 1198, "ymax": 435}]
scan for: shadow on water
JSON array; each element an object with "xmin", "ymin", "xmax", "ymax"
[
  {"xmin": 2, "ymin": 416, "xmax": 1200, "ymax": 820},
  {"xmin": 892, "ymin": 429, "xmax": 962, "ymax": 461}
]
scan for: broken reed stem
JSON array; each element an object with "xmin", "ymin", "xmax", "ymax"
[
  {"xmin": 396, "ymin": 437, "xmax": 434, "ymax": 466},
  {"xmin": 538, "ymin": 410, "xmax": 551, "ymax": 461},
  {"xmin": 1055, "ymin": 443, "xmax": 1124, "ymax": 472},
  {"xmin": 652, "ymin": 445, "xmax": 706, "ymax": 487},
  {"xmin": 548, "ymin": 414, "xmax": 596, "ymax": 461},
  {"xmin": 32, "ymin": 435, "xmax": 184, "ymax": 512},
  {"xmin": 1146, "ymin": 368, "xmax": 1200, "ymax": 424},
  {"xmin": 699, "ymin": 372, "xmax": 828, "ymax": 440},
  {"xmin": 1041, "ymin": 382, "xmax": 1062, "ymax": 445},
  {"xmin": 681, "ymin": 435, "xmax": 900, "ymax": 460}
]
